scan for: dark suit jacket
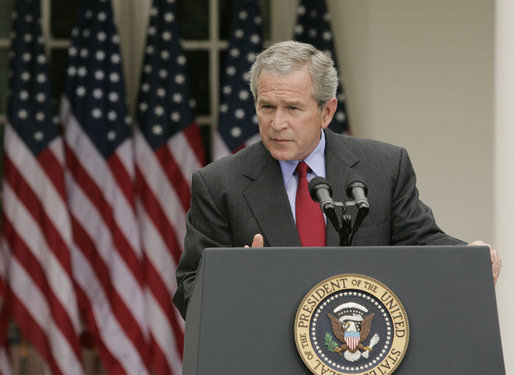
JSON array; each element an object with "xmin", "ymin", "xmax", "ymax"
[{"xmin": 173, "ymin": 130, "xmax": 464, "ymax": 317}]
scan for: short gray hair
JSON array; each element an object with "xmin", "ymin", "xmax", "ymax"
[{"xmin": 249, "ymin": 40, "xmax": 339, "ymax": 108}]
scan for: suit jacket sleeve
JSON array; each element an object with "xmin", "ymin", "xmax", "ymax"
[{"xmin": 173, "ymin": 169, "xmax": 231, "ymax": 318}]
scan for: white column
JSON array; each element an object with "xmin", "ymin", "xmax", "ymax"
[{"xmin": 494, "ymin": 0, "xmax": 515, "ymax": 372}]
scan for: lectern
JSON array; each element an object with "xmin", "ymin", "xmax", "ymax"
[{"xmin": 183, "ymin": 246, "xmax": 505, "ymax": 374}]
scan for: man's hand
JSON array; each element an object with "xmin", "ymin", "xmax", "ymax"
[
  {"xmin": 468, "ymin": 240, "xmax": 501, "ymax": 284},
  {"xmin": 244, "ymin": 234, "xmax": 264, "ymax": 248}
]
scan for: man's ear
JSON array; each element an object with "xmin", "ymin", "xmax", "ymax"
[{"xmin": 321, "ymin": 97, "xmax": 338, "ymax": 129}]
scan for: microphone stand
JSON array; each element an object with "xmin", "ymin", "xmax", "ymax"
[{"xmin": 327, "ymin": 200, "xmax": 369, "ymax": 246}]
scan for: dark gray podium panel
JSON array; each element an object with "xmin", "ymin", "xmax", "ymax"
[{"xmin": 183, "ymin": 246, "xmax": 504, "ymax": 375}]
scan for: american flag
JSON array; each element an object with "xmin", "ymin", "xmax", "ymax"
[
  {"xmin": 134, "ymin": 0, "xmax": 205, "ymax": 373},
  {"xmin": 1, "ymin": 0, "xmax": 84, "ymax": 374},
  {"xmin": 60, "ymin": 0, "xmax": 150, "ymax": 374},
  {"xmin": 294, "ymin": 0, "xmax": 350, "ymax": 134},
  {"xmin": 212, "ymin": 0, "xmax": 263, "ymax": 160},
  {"xmin": 0, "ymin": 237, "xmax": 11, "ymax": 375}
]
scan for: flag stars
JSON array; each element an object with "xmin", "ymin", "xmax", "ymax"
[
  {"xmin": 97, "ymin": 32, "xmax": 107, "ymax": 42},
  {"xmin": 82, "ymin": 29, "xmax": 90, "ymax": 38},
  {"xmin": 36, "ymin": 93, "xmax": 46, "ymax": 102},
  {"xmin": 231, "ymin": 127, "xmax": 242, "ymax": 138},
  {"xmin": 154, "ymin": 106, "xmax": 164, "ymax": 116},
  {"xmin": 336, "ymin": 112, "xmax": 346, "ymax": 121},
  {"xmin": 239, "ymin": 11, "xmax": 248, "ymax": 20},
  {"xmin": 234, "ymin": 109, "xmax": 245, "ymax": 119},
  {"xmin": 35, "ymin": 112, "xmax": 45, "ymax": 122},
  {"xmin": 144, "ymin": 64, "xmax": 152, "ymax": 74},
  {"xmin": 110, "ymin": 72, "xmax": 120, "ymax": 82},
  {"xmin": 235, "ymin": 29, "xmax": 244, "ymax": 38},
  {"xmin": 112, "ymin": 35, "xmax": 120, "ymax": 44},
  {"xmin": 226, "ymin": 66, "xmax": 236, "ymax": 76},
  {"xmin": 19, "ymin": 91, "xmax": 29, "ymax": 100},
  {"xmin": 107, "ymin": 131, "xmax": 116, "ymax": 140},
  {"xmin": 93, "ymin": 89, "xmax": 103, "ymax": 99},
  {"xmin": 223, "ymin": 85, "xmax": 232, "ymax": 95},
  {"xmin": 177, "ymin": 55, "xmax": 186, "ymax": 65},
  {"xmin": 148, "ymin": 26, "xmax": 156, "ymax": 36},
  {"xmin": 18, "ymin": 110, "xmax": 28, "ymax": 119},
  {"xmin": 295, "ymin": 25, "xmax": 303, "ymax": 35},
  {"xmin": 239, "ymin": 90, "xmax": 249, "ymax": 100},
  {"xmin": 220, "ymin": 104, "xmax": 228, "ymax": 113},
  {"xmin": 36, "ymin": 74, "xmax": 46, "ymax": 83},
  {"xmin": 25, "ymin": 14, "xmax": 34, "ymax": 22},
  {"xmin": 161, "ymin": 51, "xmax": 170, "ymax": 60},
  {"xmin": 157, "ymin": 88, "xmax": 166, "ymax": 97},
  {"xmin": 80, "ymin": 48, "xmax": 89, "ymax": 58},
  {"xmin": 150, "ymin": 7, "xmax": 158, "ymax": 17},
  {"xmin": 323, "ymin": 31, "xmax": 332, "ymax": 41},
  {"xmin": 92, "ymin": 108, "xmax": 102, "ymax": 119},
  {"xmin": 162, "ymin": 31, "xmax": 172, "ymax": 41},
  {"xmin": 33, "ymin": 131, "xmax": 44, "ymax": 141},
  {"xmin": 254, "ymin": 16, "xmax": 263, "ymax": 25},
  {"xmin": 309, "ymin": 28, "xmax": 317, "ymax": 38},
  {"xmin": 21, "ymin": 72, "xmax": 31, "ymax": 81},
  {"xmin": 171, "ymin": 112, "xmax": 180, "ymax": 122},
  {"xmin": 37, "ymin": 54, "xmax": 46, "ymax": 64},
  {"xmin": 250, "ymin": 34, "xmax": 260, "ymax": 44},
  {"xmin": 164, "ymin": 13, "xmax": 174, "ymax": 22},
  {"xmin": 98, "ymin": 12, "xmax": 107, "ymax": 22},
  {"xmin": 111, "ymin": 54, "xmax": 121, "ymax": 64},
  {"xmin": 109, "ymin": 92, "xmax": 119, "ymax": 102},
  {"xmin": 247, "ymin": 52, "xmax": 256, "ymax": 63},
  {"xmin": 69, "ymin": 47, "xmax": 78, "ymax": 56},
  {"xmin": 141, "ymin": 83, "xmax": 150, "ymax": 92},
  {"xmin": 230, "ymin": 48, "xmax": 240, "ymax": 57},
  {"xmin": 175, "ymin": 74, "xmax": 185, "ymax": 84},
  {"xmin": 159, "ymin": 69, "xmax": 168, "ymax": 79},
  {"xmin": 96, "ymin": 51, "xmax": 106, "ymax": 61},
  {"xmin": 23, "ymin": 53, "xmax": 32, "ymax": 62},
  {"xmin": 76, "ymin": 86, "xmax": 86, "ymax": 97},
  {"xmin": 78, "ymin": 67, "xmax": 87, "ymax": 77},
  {"xmin": 139, "ymin": 102, "xmax": 148, "ymax": 111},
  {"xmin": 95, "ymin": 70, "xmax": 105, "ymax": 80},
  {"xmin": 152, "ymin": 125, "xmax": 163, "ymax": 135},
  {"xmin": 24, "ymin": 34, "xmax": 33, "ymax": 43},
  {"xmin": 172, "ymin": 93, "xmax": 182, "ymax": 103},
  {"xmin": 108, "ymin": 111, "xmax": 117, "ymax": 121}
]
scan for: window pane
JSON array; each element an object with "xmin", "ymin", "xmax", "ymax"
[
  {"xmin": 50, "ymin": 49, "xmax": 68, "ymax": 111},
  {"xmin": 0, "ymin": 0, "xmax": 14, "ymax": 38},
  {"xmin": 50, "ymin": 0, "xmax": 81, "ymax": 38},
  {"xmin": 184, "ymin": 50, "xmax": 210, "ymax": 116},
  {"xmin": 0, "ymin": 50, "xmax": 9, "ymax": 115},
  {"xmin": 219, "ymin": 0, "xmax": 270, "ymax": 40},
  {"xmin": 177, "ymin": 0, "xmax": 209, "ymax": 40}
]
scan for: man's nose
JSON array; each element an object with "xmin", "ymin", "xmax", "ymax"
[{"xmin": 271, "ymin": 108, "xmax": 287, "ymax": 130}]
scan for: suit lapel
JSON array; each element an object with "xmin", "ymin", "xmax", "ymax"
[
  {"xmin": 242, "ymin": 144, "xmax": 301, "ymax": 247},
  {"xmin": 324, "ymin": 130, "xmax": 360, "ymax": 246}
]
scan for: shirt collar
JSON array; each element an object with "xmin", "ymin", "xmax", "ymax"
[{"xmin": 279, "ymin": 130, "xmax": 326, "ymax": 185}]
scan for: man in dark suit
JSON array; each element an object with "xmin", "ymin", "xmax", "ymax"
[{"xmin": 173, "ymin": 41, "xmax": 500, "ymax": 318}]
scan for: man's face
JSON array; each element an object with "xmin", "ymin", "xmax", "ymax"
[{"xmin": 255, "ymin": 67, "xmax": 336, "ymax": 161}]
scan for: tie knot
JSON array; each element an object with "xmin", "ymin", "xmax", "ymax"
[{"xmin": 296, "ymin": 161, "xmax": 309, "ymax": 178}]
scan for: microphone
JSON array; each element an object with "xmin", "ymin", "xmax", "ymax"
[
  {"xmin": 309, "ymin": 177, "xmax": 340, "ymax": 232},
  {"xmin": 309, "ymin": 177, "xmax": 335, "ymax": 212},
  {"xmin": 346, "ymin": 178, "xmax": 369, "ymax": 211}
]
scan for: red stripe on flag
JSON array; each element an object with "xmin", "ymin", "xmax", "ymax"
[
  {"xmin": 65, "ymin": 144, "xmax": 144, "ymax": 286},
  {"xmin": 154, "ymin": 145, "xmax": 191, "ymax": 212}
]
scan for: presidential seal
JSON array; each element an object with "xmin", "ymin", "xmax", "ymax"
[{"xmin": 294, "ymin": 274, "xmax": 409, "ymax": 375}]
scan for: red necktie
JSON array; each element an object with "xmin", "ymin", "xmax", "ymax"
[{"xmin": 295, "ymin": 161, "xmax": 326, "ymax": 247}]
